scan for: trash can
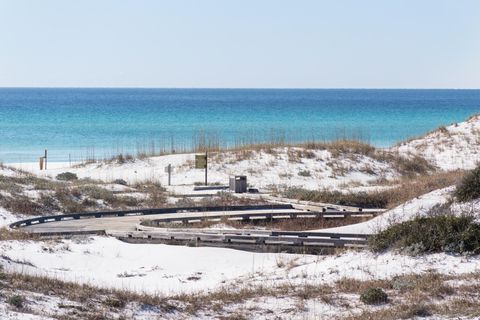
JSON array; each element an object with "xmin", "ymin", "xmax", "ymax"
[{"xmin": 229, "ymin": 175, "xmax": 247, "ymax": 193}]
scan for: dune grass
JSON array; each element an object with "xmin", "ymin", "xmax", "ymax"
[
  {"xmin": 0, "ymin": 262, "xmax": 478, "ymax": 319},
  {"xmin": 282, "ymin": 170, "xmax": 464, "ymax": 209}
]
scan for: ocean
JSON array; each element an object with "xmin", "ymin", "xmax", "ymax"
[{"xmin": 0, "ymin": 88, "xmax": 479, "ymax": 163}]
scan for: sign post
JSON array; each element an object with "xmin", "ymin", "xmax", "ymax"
[
  {"xmin": 164, "ymin": 164, "xmax": 173, "ymax": 186},
  {"xmin": 195, "ymin": 152, "xmax": 208, "ymax": 186},
  {"xmin": 39, "ymin": 149, "xmax": 48, "ymax": 170}
]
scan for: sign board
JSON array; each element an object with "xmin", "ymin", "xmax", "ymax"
[
  {"xmin": 164, "ymin": 164, "xmax": 173, "ymax": 186},
  {"xmin": 195, "ymin": 154, "xmax": 207, "ymax": 169}
]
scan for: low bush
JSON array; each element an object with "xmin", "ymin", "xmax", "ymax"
[
  {"xmin": 455, "ymin": 165, "xmax": 480, "ymax": 202},
  {"xmin": 297, "ymin": 170, "xmax": 311, "ymax": 177},
  {"xmin": 369, "ymin": 215, "xmax": 480, "ymax": 254},
  {"xmin": 8, "ymin": 295, "xmax": 24, "ymax": 308},
  {"xmin": 56, "ymin": 172, "xmax": 78, "ymax": 181},
  {"xmin": 359, "ymin": 288, "xmax": 388, "ymax": 305},
  {"xmin": 113, "ymin": 179, "xmax": 128, "ymax": 186}
]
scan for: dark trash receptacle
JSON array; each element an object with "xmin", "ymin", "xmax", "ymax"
[{"xmin": 229, "ymin": 175, "xmax": 247, "ymax": 193}]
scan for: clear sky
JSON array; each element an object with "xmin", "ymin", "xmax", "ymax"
[{"xmin": 1, "ymin": 0, "xmax": 479, "ymax": 88}]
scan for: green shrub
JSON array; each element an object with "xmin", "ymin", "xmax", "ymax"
[
  {"xmin": 297, "ymin": 170, "xmax": 311, "ymax": 177},
  {"xmin": 455, "ymin": 166, "xmax": 480, "ymax": 202},
  {"xmin": 359, "ymin": 288, "xmax": 388, "ymax": 305},
  {"xmin": 113, "ymin": 179, "xmax": 128, "ymax": 186},
  {"xmin": 369, "ymin": 215, "xmax": 480, "ymax": 254},
  {"xmin": 8, "ymin": 295, "xmax": 24, "ymax": 308},
  {"xmin": 56, "ymin": 172, "xmax": 78, "ymax": 181}
]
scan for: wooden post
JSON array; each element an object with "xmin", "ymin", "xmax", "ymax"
[
  {"xmin": 168, "ymin": 164, "xmax": 171, "ymax": 186},
  {"xmin": 44, "ymin": 149, "xmax": 48, "ymax": 170},
  {"xmin": 204, "ymin": 151, "xmax": 208, "ymax": 186}
]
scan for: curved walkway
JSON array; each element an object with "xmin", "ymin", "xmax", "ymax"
[{"xmin": 11, "ymin": 204, "xmax": 381, "ymax": 252}]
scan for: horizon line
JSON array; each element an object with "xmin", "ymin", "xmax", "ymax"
[{"xmin": 1, "ymin": 86, "xmax": 480, "ymax": 90}]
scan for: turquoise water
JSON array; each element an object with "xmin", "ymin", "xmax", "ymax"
[{"xmin": 0, "ymin": 88, "xmax": 479, "ymax": 162}]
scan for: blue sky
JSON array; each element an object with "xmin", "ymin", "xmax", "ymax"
[{"xmin": 1, "ymin": 0, "xmax": 479, "ymax": 88}]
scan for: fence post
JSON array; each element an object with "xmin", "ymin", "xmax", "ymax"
[
  {"xmin": 168, "ymin": 164, "xmax": 171, "ymax": 186},
  {"xmin": 205, "ymin": 151, "xmax": 208, "ymax": 186},
  {"xmin": 44, "ymin": 149, "xmax": 48, "ymax": 170}
]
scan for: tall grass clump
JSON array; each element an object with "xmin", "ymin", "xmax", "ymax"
[
  {"xmin": 454, "ymin": 165, "xmax": 480, "ymax": 202},
  {"xmin": 111, "ymin": 153, "xmax": 134, "ymax": 164},
  {"xmin": 369, "ymin": 215, "xmax": 480, "ymax": 254},
  {"xmin": 283, "ymin": 188, "xmax": 389, "ymax": 208}
]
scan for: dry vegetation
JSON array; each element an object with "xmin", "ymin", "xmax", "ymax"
[
  {"xmin": 156, "ymin": 215, "xmax": 371, "ymax": 231},
  {"xmin": 0, "ymin": 165, "xmax": 270, "ymax": 220},
  {"xmin": 173, "ymin": 191, "xmax": 266, "ymax": 208},
  {"xmin": 336, "ymin": 271, "xmax": 479, "ymax": 320},
  {"xmin": 0, "ymin": 166, "xmax": 170, "ymax": 216},
  {"xmin": 0, "ymin": 263, "xmax": 478, "ymax": 319},
  {"xmin": 283, "ymin": 170, "xmax": 464, "ymax": 209},
  {"xmin": 210, "ymin": 139, "xmax": 435, "ymax": 176},
  {"xmin": 0, "ymin": 228, "xmax": 41, "ymax": 241},
  {"xmin": 1, "ymin": 127, "xmax": 479, "ymax": 318},
  {"xmin": 81, "ymin": 137, "xmax": 437, "ymax": 182}
]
